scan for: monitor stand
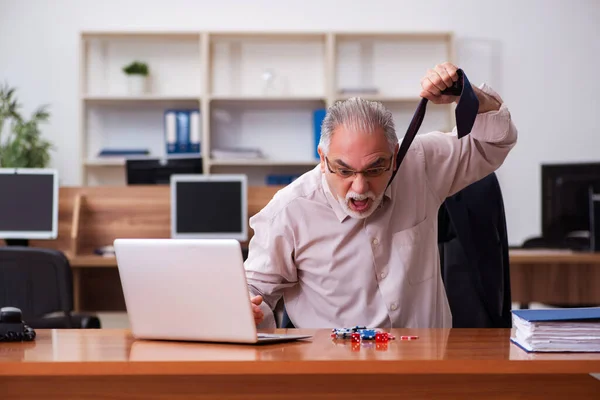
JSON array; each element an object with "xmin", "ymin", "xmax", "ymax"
[{"xmin": 4, "ymin": 239, "xmax": 29, "ymax": 247}]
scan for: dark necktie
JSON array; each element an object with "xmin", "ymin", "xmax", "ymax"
[{"xmin": 388, "ymin": 69, "xmax": 479, "ymax": 187}]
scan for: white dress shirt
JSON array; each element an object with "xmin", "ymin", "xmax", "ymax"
[{"xmin": 244, "ymin": 84, "xmax": 518, "ymax": 329}]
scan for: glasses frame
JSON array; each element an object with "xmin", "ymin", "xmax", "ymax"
[{"xmin": 325, "ymin": 156, "xmax": 394, "ymax": 179}]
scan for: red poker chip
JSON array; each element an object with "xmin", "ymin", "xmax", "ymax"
[{"xmin": 400, "ymin": 335, "xmax": 419, "ymax": 340}]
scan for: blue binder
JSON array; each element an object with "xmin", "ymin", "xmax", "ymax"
[
  {"xmin": 176, "ymin": 110, "xmax": 190, "ymax": 153},
  {"xmin": 313, "ymin": 108, "xmax": 326, "ymax": 159},
  {"xmin": 512, "ymin": 307, "xmax": 600, "ymax": 322}
]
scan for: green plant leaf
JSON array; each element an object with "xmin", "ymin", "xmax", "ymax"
[
  {"xmin": 122, "ymin": 61, "xmax": 149, "ymax": 76},
  {"xmin": 0, "ymin": 84, "xmax": 53, "ymax": 168}
]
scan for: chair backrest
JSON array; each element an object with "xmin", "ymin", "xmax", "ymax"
[
  {"xmin": 0, "ymin": 247, "xmax": 73, "ymax": 320},
  {"xmin": 438, "ymin": 172, "xmax": 512, "ymax": 328}
]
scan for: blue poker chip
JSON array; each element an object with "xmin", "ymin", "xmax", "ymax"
[{"xmin": 359, "ymin": 329, "xmax": 377, "ymax": 340}]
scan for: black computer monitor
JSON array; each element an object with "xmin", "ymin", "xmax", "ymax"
[
  {"xmin": 542, "ymin": 162, "xmax": 600, "ymax": 245},
  {"xmin": 170, "ymin": 174, "xmax": 248, "ymax": 241},
  {"xmin": 126, "ymin": 157, "xmax": 203, "ymax": 185},
  {"xmin": 0, "ymin": 169, "xmax": 58, "ymax": 246}
]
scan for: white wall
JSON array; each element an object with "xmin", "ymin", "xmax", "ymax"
[{"xmin": 1, "ymin": 0, "xmax": 599, "ymax": 246}]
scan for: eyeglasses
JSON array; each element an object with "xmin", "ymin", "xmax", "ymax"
[{"xmin": 325, "ymin": 156, "xmax": 393, "ymax": 179}]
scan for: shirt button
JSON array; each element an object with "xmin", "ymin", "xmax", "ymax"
[
  {"xmin": 380, "ymin": 271, "xmax": 387, "ymax": 279},
  {"xmin": 390, "ymin": 303, "xmax": 398, "ymax": 311},
  {"xmin": 372, "ymin": 238, "xmax": 379, "ymax": 246}
]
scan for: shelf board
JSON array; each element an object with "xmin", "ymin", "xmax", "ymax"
[
  {"xmin": 82, "ymin": 31, "xmax": 200, "ymax": 40},
  {"xmin": 334, "ymin": 31, "xmax": 453, "ymax": 41},
  {"xmin": 335, "ymin": 95, "xmax": 422, "ymax": 102},
  {"xmin": 85, "ymin": 154, "xmax": 203, "ymax": 167},
  {"xmin": 84, "ymin": 158, "xmax": 126, "ymax": 167},
  {"xmin": 82, "ymin": 94, "xmax": 201, "ymax": 103},
  {"xmin": 209, "ymin": 32, "xmax": 326, "ymax": 41},
  {"xmin": 209, "ymin": 95, "xmax": 326, "ymax": 102},
  {"xmin": 210, "ymin": 159, "xmax": 319, "ymax": 167}
]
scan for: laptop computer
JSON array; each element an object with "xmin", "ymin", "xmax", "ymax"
[{"xmin": 113, "ymin": 238, "xmax": 311, "ymax": 344}]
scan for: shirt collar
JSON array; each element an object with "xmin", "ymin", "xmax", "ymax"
[{"xmin": 321, "ymin": 172, "xmax": 394, "ymax": 223}]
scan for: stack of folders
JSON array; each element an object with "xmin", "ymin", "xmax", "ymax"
[{"xmin": 511, "ymin": 307, "xmax": 600, "ymax": 352}]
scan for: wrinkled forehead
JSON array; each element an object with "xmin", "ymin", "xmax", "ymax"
[{"xmin": 328, "ymin": 124, "xmax": 392, "ymax": 164}]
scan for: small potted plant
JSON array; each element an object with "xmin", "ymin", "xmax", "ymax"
[{"xmin": 122, "ymin": 61, "xmax": 149, "ymax": 95}]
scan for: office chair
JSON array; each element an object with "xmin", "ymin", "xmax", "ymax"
[
  {"xmin": 280, "ymin": 172, "xmax": 512, "ymax": 329},
  {"xmin": 0, "ymin": 247, "xmax": 101, "ymax": 329}
]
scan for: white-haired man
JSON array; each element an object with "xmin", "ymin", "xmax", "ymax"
[{"xmin": 245, "ymin": 62, "xmax": 517, "ymax": 328}]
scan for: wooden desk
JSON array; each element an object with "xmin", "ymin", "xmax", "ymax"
[
  {"xmin": 509, "ymin": 250, "xmax": 600, "ymax": 306},
  {"xmin": 1, "ymin": 329, "xmax": 599, "ymax": 399}
]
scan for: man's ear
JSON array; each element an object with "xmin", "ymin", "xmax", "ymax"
[
  {"xmin": 317, "ymin": 147, "xmax": 326, "ymax": 173},
  {"xmin": 393, "ymin": 143, "xmax": 400, "ymax": 171}
]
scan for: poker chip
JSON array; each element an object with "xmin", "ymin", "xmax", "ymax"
[
  {"xmin": 331, "ymin": 326, "xmax": 395, "ymax": 342},
  {"xmin": 399, "ymin": 335, "xmax": 419, "ymax": 340}
]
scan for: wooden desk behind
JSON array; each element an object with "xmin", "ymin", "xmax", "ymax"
[
  {"xmin": 0, "ymin": 184, "xmax": 282, "ymax": 311},
  {"xmin": 1, "ymin": 329, "xmax": 599, "ymax": 399},
  {"xmin": 64, "ymin": 249, "xmax": 600, "ymax": 312},
  {"xmin": 2, "ymin": 185, "xmax": 599, "ymax": 311},
  {"xmin": 26, "ymin": 184, "xmax": 282, "ymax": 254},
  {"xmin": 509, "ymin": 250, "xmax": 600, "ymax": 306}
]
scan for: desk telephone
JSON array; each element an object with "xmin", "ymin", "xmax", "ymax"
[{"xmin": 0, "ymin": 307, "xmax": 36, "ymax": 342}]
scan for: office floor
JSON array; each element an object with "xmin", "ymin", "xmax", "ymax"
[{"xmin": 96, "ymin": 302, "xmax": 555, "ymax": 330}]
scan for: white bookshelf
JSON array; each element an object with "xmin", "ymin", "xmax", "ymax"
[
  {"xmin": 210, "ymin": 159, "xmax": 319, "ymax": 167},
  {"xmin": 79, "ymin": 31, "xmax": 454, "ymax": 186}
]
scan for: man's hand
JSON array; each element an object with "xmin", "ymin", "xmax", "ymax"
[
  {"xmin": 420, "ymin": 62, "xmax": 460, "ymax": 105},
  {"xmin": 420, "ymin": 61, "xmax": 501, "ymax": 113},
  {"xmin": 250, "ymin": 295, "xmax": 264, "ymax": 325}
]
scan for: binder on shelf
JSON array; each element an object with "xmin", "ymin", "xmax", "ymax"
[
  {"xmin": 164, "ymin": 109, "xmax": 201, "ymax": 155},
  {"xmin": 313, "ymin": 108, "xmax": 326, "ymax": 160},
  {"xmin": 176, "ymin": 110, "xmax": 190, "ymax": 153},
  {"xmin": 190, "ymin": 110, "xmax": 201, "ymax": 153},
  {"xmin": 164, "ymin": 110, "xmax": 177, "ymax": 154}
]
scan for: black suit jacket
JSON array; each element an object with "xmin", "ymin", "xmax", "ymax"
[{"xmin": 438, "ymin": 172, "xmax": 512, "ymax": 328}]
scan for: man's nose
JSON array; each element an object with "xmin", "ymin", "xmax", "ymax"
[{"xmin": 351, "ymin": 173, "xmax": 369, "ymax": 194}]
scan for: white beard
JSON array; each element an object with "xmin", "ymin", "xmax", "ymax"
[{"xmin": 337, "ymin": 190, "xmax": 384, "ymax": 219}]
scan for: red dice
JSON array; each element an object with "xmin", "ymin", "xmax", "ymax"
[{"xmin": 375, "ymin": 332, "xmax": 389, "ymax": 342}]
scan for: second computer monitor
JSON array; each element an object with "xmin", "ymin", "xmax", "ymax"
[
  {"xmin": 0, "ymin": 168, "xmax": 58, "ymax": 240},
  {"xmin": 126, "ymin": 157, "xmax": 203, "ymax": 185},
  {"xmin": 170, "ymin": 174, "xmax": 248, "ymax": 241},
  {"xmin": 542, "ymin": 162, "xmax": 600, "ymax": 242}
]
